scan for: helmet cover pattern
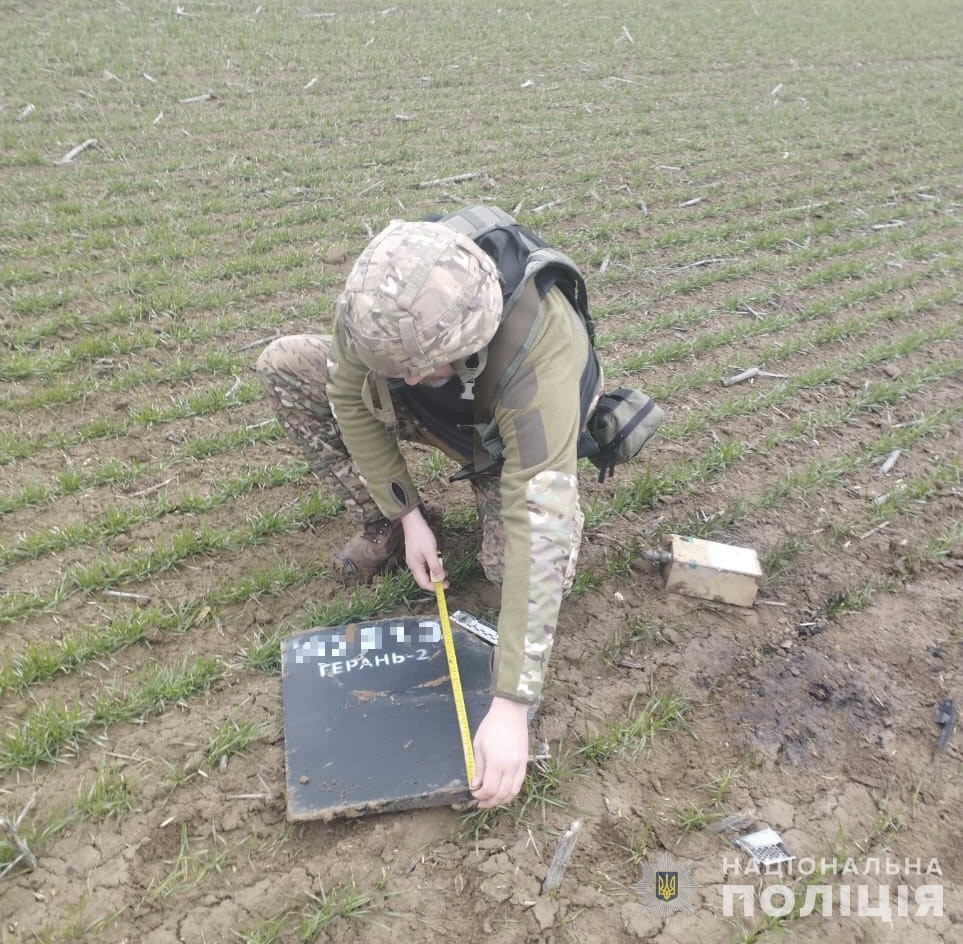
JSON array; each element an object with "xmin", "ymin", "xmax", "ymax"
[{"xmin": 336, "ymin": 220, "xmax": 503, "ymax": 377}]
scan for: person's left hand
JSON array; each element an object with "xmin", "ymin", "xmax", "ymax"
[{"xmin": 471, "ymin": 697, "xmax": 530, "ymax": 808}]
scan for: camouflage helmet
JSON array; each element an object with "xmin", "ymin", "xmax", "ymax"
[{"xmin": 336, "ymin": 219, "xmax": 503, "ymax": 377}]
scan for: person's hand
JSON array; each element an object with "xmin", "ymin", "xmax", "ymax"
[
  {"xmin": 471, "ymin": 697, "xmax": 530, "ymax": 809},
  {"xmin": 400, "ymin": 506, "xmax": 445, "ymax": 591}
]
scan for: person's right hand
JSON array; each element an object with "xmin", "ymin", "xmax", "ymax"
[
  {"xmin": 400, "ymin": 506, "xmax": 446, "ymax": 591},
  {"xmin": 471, "ymin": 697, "xmax": 530, "ymax": 808}
]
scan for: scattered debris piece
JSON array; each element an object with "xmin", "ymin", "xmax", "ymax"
[
  {"xmin": 543, "ymin": 819, "xmax": 582, "ymax": 892},
  {"xmin": 0, "ymin": 794, "xmax": 38, "ymax": 879},
  {"xmin": 18, "ymin": 103, "xmax": 35, "ymax": 121},
  {"xmin": 54, "ymin": 138, "xmax": 98, "ymax": 165},
  {"xmin": 417, "ymin": 171, "xmax": 482, "ymax": 189},
  {"xmin": 680, "ymin": 196, "xmax": 703, "ymax": 207},
  {"xmin": 734, "ymin": 826, "xmax": 794, "ymax": 866},
  {"xmin": 722, "ymin": 366, "xmax": 761, "ymax": 386},
  {"xmin": 858, "ymin": 520, "xmax": 890, "ymax": 541},
  {"xmin": 616, "ymin": 658, "xmax": 646, "ymax": 670},
  {"xmin": 238, "ymin": 334, "xmax": 280, "ymax": 354},
  {"xmin": 663, "ymin": 535, "xmax": 763, "ymax": 608},
  {"xmin": 879, "ymin": 449, "xmax": 901, "ymax": 475},
  {"xmin": 677, "ymin": 256, "xmax": 728, "ymax": 269},
  {"xmin": 722, "ymin": 366, "xmax": 789, "ymax": 387},
  {"xmin": 936, "ymin": 699, "xmax": 956, "ymax": 751},
  {"xmin": 129, "ymin": 477, "xmax": 174, "ymax": 499},
  {"xmin": 641, "ymin": 547, "xmax": 672, "ymax": 566},
  {"xmin": 103, "ymin": 589, "xmax": 153, "ymax": 603},
  {"xmin": 450, "ymin": 609, "xmax": 498, "ymax": 647},
  {"xmin": 530, "ymin": 741, "xmax": 551, "ymax": 763},
  {"xmin": 178, "ymin": 92, "xmax": 217, "ymax": 104}
]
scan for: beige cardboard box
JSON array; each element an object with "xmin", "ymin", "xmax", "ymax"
[{"xmin": 664, "ymin": 535, "xmax": 763, "ymax": 607}]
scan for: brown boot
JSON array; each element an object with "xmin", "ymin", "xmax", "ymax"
[{"xmin": 334, "ymin": 516, "xmax": 404, "ymax": 583}]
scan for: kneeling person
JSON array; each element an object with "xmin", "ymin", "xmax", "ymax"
[{"xmin": 256, "ymin": 216, "xmax": 601, "ymax": 808}]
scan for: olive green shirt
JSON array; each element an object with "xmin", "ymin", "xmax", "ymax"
[{"xmin": 327, "ymin": 286, "xmax": 589, "ymax": 704}]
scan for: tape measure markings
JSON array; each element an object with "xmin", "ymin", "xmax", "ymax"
[{"xmin": 434, "ymin": 579, "xmax": 476, "ymax": 786}]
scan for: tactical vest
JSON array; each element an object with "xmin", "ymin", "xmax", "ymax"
[{"xmin": 438, "ymin": 205, "xmax": 601, "ymax": 474}]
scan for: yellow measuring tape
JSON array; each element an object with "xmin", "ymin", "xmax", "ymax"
[{"xmin": 434, "ymin": 576, "xmax": 476, "ymax": 786}]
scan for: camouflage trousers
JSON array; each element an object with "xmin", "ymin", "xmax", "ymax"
[{"xmin": 255, "ymin": 334, "xmax": 517, "ymax": 583}]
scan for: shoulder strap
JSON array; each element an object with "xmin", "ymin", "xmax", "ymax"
[
  {"xmin": 439, "ymin": 206, "xmax": 594, "ymax": 472},
  {"xmin": 467, "ymin": 278, "xmax": 544, "ymax": 472},
  {"xmin": 440, "ymin": 205, "xmax": 524, "ymax": 242}
]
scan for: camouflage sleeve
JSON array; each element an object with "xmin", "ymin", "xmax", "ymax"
[
  {"xmin": 326, "ymin": 322, "xmax": 422, "ymax": 519},
  {"xmin": 490, "ymin": 287, "xmax": 589, "ymax": 704}
]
